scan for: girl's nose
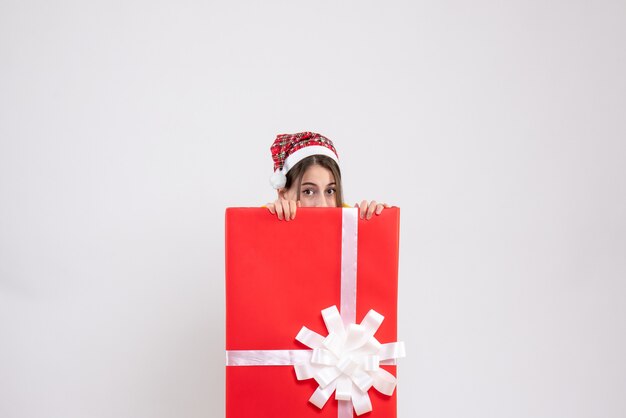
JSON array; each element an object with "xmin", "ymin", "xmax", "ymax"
[{"xmin": 316, "ymin": 196, "xmax": 329, "ymax": 207}]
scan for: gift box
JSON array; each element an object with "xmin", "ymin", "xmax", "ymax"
[{"xmin": 225, "ymin": 207, "xmax": 403, "ymax": 418}]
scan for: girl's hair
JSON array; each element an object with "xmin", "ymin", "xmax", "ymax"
[{"xmin": 284, "ymin": 155, "xmax": 344, "ymax": 207}]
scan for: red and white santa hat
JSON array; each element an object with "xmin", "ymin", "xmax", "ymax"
[{"xmin": 269, "ymin": 132, "xmax": 339, "ymax": 189}]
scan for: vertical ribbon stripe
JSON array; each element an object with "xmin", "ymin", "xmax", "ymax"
[
  {"xmin": 338, "ymin": 399, "xmax": 353, "ymax": 418},
  {"xmin": 340, "ymin": 208, "xmax": 359, "ymax": 326}
]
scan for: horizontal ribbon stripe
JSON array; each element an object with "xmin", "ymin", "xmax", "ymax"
[
  {"xmin": 379, "ymin": 342, "xmax": 407, "ymax": 361},
  {"xmin": 226, "ymin": 349, "xmax": 312, "ymax": 366}
]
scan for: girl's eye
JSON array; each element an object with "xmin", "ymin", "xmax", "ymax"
[
  {"xmin": 302, "ymin": 189, "xmax": 314, "ymax": 196},
  {"xmin": 326, "ymin": 188, "xmax": 336, "ymax": 195}
]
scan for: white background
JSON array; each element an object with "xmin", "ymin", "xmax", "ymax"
[{"xmin": 1, "ymin": 1, "xmax": 625, "ymax": 417}]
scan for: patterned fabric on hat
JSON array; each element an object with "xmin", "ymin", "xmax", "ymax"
[{"xmin": 270, "ymin": 132, "xmax": 338, "ymax": 172}]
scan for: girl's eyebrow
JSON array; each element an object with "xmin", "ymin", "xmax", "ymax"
[{"xmin": 301, "ymin": 182, "xmax": 336, "ymax": 187}]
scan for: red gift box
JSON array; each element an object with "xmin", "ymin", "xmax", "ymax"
[{"xmin": 225, "ymin": 207, "xmax": 401, "ymax": 418}]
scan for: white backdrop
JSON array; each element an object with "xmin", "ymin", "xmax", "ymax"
[{"xmin": 1, "ymin": 1, "xmax": 625, "ymax": 417}]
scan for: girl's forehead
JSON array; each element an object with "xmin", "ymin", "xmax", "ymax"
[{"xmin": 301, "ymin": 164, "xmax": 335, "ymax": 184}]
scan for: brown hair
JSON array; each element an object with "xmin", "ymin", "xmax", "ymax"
[{"xmin": 284, "ymin": 155, "xmax": 343, "ymax": 207}]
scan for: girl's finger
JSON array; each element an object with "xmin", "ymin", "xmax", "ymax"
[
  {"xmin": 280, "ymin": 199, "xmax": 291, "ymax": 221},
  {"xmin": 275, "ymin": 200, "xmax": 284, "ymax": 220},
  {"xmin": 267, "ymin": 203, "xmax": 276, "ymax": 214},
  {"xmin": 297, "ymin": 200, "xmax": 301, "ymax": 208},
  {"xmin": 359, "ymin": 200, "xmax": 368, "ymax": 219},
  {"xmin": 289, "ymin": 200, "xmax": 297, "ymax": 220},
  {"xmin": 366, "ymin": 200, "xmax": 377, "ymax": 220},
  {"xmin": 375, "ymin": 204, "xmax": 384, "ymax": 215}
]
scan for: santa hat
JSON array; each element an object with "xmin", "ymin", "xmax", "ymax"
[{"xmin": 269, "ymin": 132, "xmax": 339, "ymax": 189}]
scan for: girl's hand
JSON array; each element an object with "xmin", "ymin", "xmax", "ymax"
[
  {"xmin": 266, "ymin": 199, "xmax": 301, "ymax": 221},
  {"xmin": 355, "ymin": 200, "xmax": 390, "ymax": 220}
]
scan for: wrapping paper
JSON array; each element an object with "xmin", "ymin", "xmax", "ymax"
[{"xmin": 225, "ymin": 207, "xmax": 400, "ymax": 418}]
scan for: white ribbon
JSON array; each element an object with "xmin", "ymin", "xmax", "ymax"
[
  {"xmin": 340, "ymin": 208, "xmax": 359, "ymax": 326},
  {"xmin": 226, "ymin": 208, "xmax": 405, "ymax": 417},
  {"xmin": 226, "ymin": 350, "xmax": 312, "ymax": 366}
]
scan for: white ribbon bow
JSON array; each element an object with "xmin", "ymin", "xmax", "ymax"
[{"xmin": 294, "ymin": 305, "xmax": 406, "ymax": 416}]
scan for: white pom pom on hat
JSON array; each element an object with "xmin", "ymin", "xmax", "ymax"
[
  {"xmin": 269, "ymin": 132, "xmax": 339, "ymax": 190},
  {"xmin": 269, "ymin": 169, "xmax": 287, "ymax": 189}
]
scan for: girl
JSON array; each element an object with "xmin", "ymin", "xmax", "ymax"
[{"xmin": 265, "ymin": 132, "xmax": 389, "ymax": 220}]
